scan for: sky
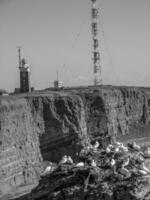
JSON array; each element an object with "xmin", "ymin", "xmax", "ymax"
[{"xmin": 0, "ymin": 0, "xmax": 150, "ymax": 92}]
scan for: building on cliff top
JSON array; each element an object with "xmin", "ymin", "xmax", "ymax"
[
  {"xmin": 19, "ymin": 58, "xmax": 31, "ymax": 93},
  {"xmin": 54, "ymin": 80, "xmax": 63, "ymax": 89},
  {"xmin": 53, "ymin": 70, "xmax": 64, "ymax": 89},
  {"xmin": 18, "ymin": 47, "xmax": 31, "ymax": 93},
  {"xmin": 0, "ymin": 89, "xmax": 9, "ymax": 96}
]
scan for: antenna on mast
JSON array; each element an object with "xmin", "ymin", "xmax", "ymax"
[
  {"xmin": 56, "ymin": 70, "xmax": 59, "ymax": 82},
  {"xmin": 91, "ymin": 0, "xmax": 102, "ymax": 85},
  {"xmin": 17, "ymin": 46, "xmax": 22, "ymax": 69}
]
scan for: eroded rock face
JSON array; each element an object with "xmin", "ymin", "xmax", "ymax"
[
  {"xmin": 100, "ymin": 87, "xmax": 150, "ymax": 142},
  {"xmin": 0, "ymin": 97, "xmax": 42, "ymax": 199},
  {"xmin": 12, "ymin": 142, "xmax": 150, "ymax": 200},
  {"xmin": 78, "ymin": 90, "xmax": 110, "ymax": 147},
  {"xmin": 1, "ymin": 86, "xmax": 150, "ymax": 199},
  {"xmin": 26, "ymin": 94, "xmax": 89, "ymax": 162}
]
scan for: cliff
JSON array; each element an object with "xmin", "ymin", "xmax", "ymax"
[
  {"xmin": 1, "ymin": 86, "xmax": 150, "ymax": 199},
  {"xmin": 26, "ymin": 94, "xmax": 89, "ymax": 163},
  {"xmin": 0, "ymin": 97, "xmax": 42, "ymax": 199},
  {"xmin": 13, "ymin": 143, "xmax": 150, "ymax": 200}
]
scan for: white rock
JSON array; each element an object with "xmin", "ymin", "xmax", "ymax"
[
  {"xmin": 123, "ymin": 146, "xmax": 128, "ymax": 152},
  {"xmin": 106, "ymin": 147, "xmax": 111, "ymax": 153},
  {"xmin": 138, "ymin": 170, "xmax": 147, "ymax": 175},
  {"xmin": 144, "ymin": 148, "xmax": 150, "ymax": 157},
  {"xmin": 59, "ymin": 155, "xmax": 68, "ymax": 164},
  {"xmin": 87, "ymin": 144, "xmax": 93, "ymax": 151},
  {"xmin": 133, "ymin": 142, "xmax": 141, "ymax": 151},
  {"xmin": 119, "ymin": 168, "xmax": 130, "ymax": 177},
  {"xmin": 120, "ymin": 145, "xmax": 128, "ymax": 152},
  {"xmin": 147, "ymin": 147, "xmax": 150, "ymax": 153},
  {"xmin": 122, "ymin": 158, "xmax": 129, "ymax": 167},
  {"xmin": 108, "ymin": 144, "xmax": 114, "ymax": 149},
  {"xmin": 67, "ymin": 156, "xmax": 73, "ymax": 164},
  {"xmin": 42, "ymin": 165, "xmax": 54, "ymax": 175},
  {"xmin": 140, "ymin": 163, "xmax": 150, "ymax": 173},
  {"xmin": 115, "ymin": 142, "xmax": 122, "ymax": 147},
  {"xmin": 93, "ymin": 141, "xmax": 99, "ymax": 149},
  {"xmin": 110, "ymin": 159, "xmax": 116, "ymax": 167},
  {"xmin": 115, "ymin": 147, "xmax": 120, "ymax": 153},
  {"xmin": 45, "ymin": 166, "xmax": 52, "ymax": 173},
  {"xmin": 137, "ymin": 155, "xmax": 144, "ymax": 163},
  {"xmin": 91, "ymin": 160, "xmax": 97, "ymax": 167},
  {"xmin": 76, "ymin": 162, "xmax": 84, "ymax": 167}
]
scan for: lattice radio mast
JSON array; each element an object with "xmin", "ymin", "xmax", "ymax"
[{"xmin": 91, "ymin": 0, "xmax": 102, "ymax": 85}]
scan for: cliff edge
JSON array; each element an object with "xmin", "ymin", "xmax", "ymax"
[{"xmin": 0, "ymin": 86, "xmax": 150, "ymax": 199}]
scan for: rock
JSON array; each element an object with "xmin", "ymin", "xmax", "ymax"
[
  {"xmin": 41, "ymin": 162, "xmax": 57, "ymax": 176},
  {"xmin": 114, "ymin": 147, "xmax": 120, "ymax": 153},
  {"xmin": 106, "ymin": 146, "xmax": 111, "ymax": 153},
  {"xmin": 1, "ymin": 87, "xmax": 150, "ymax": 199},
  {"xmin": 59, "ymin": 155, "xmax": 68, "ymax": 165},
  {"xmin": 91, "ymin": 160, "xmax": 97, "ymax": 167},
  {"xmin": 115, "ymin": 141, "xmax": 123, "ymax": 146},
  {"xmin": 106, "ymin": 144, "xmax": 114, "ymax": 153},
  {"xmin": 67, "ymin": 156, "xmax": 74, "ymax": 164},
  {"xmin": 140, "ymin": 163, "xmax": 150, "ymax": 173},
  {"xmin": 92, "ymin": 141, "xmax": 100, "ymax": 152},
  {"xmin": 138, "ymin": 170, "xmax": 147, "ymax": 175},
  {"xmin": 94, "ymin": 141, "xmax": 99, "ymax": 149},
  {"xmin": 12, "ymin": 145, "xmax": 150, "ymax": 200},
  {"xmin": 110, "ymin": 159, "xmax": 116, "ymax": 167},
  {"xmin": 136, "ymin": 154, "xmax": 144, "ymax": 163},
  {"xmin": 43, "ymin": 166, "xmax": 52, "ymax": 174},
  {"xmin": 132, "ymin": 142, "xmax": 141, "ymax": 151},
  {"xmin": 0, "ymin": 97, "xmax": 42, "ymax": 199},
  {"xmin": 120, "ymin": 144, "xmax": 128, "ymax": 152},
  {"xmin": 76, "ymin": 162, "xmax": 84, "ymax": 167},
  {"xmin": 122, "ymin": 157, "xmax": 130, "ymax": 167},
  {"xmin": 144, "ymin": 148, "xmax": 150, "ymax": 157},
  {"xmin": 119, "ymin": 167, "xmax": 131, "ymax": 178}
]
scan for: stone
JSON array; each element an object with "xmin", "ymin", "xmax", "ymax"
[
  {"xmin": 1, "ymin": 86, "xmax": 150, "ymax": 199},
  {"xmin": 76, "ymin": 162, "xmax": 84, "ymax": 167}
]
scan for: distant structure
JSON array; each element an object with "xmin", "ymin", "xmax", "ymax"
[
  {"xmin": 53, "ymin": 70, "xmax": 63, "ymax": 89},
  {"xmin": 0, "ymin": 89, "xmax": 9, "ymax": 96},
  {"xmin": 91, "ymin": 0, "xmax": 102, "ymax": 86},
  {"xmin": 54, "ymin": 80, "xmax": 63, "ymax": 89},
  {"xmin": 18, "ymin": 47, "xmax": 31, "ymax": 93}
]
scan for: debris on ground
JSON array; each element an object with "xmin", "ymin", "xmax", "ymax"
[
  {"xmin": 144, "ymin": 147, "xmax": 150, "ymax": 158},
  {"xmin": 13, "ymin": 141, "xmax": 150, "ymax": 200}
]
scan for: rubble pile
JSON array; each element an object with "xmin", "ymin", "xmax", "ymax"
[{"xmin": 14, "ymin": 141, "xmax": 150, "ymax": 200}]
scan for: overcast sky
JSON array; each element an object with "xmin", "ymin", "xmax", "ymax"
[{"xmin": 0, "ymin": 0, "xmax": 150, "ymax": 92}]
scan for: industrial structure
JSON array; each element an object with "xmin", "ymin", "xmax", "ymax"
[
  {"xmin": 15, "ymin": 1, "xmax": 102, "ymax": 92},
  {"xmin": 54, "ymin": 70, "xmax": 63, "ymax": 89},
  {"xmin": 91, "ymin": 0, "xmax": 102, "ymax": 85},
  {"xmin": 18, "ymin": 47, "xmax": 31, "ymax": 93}
]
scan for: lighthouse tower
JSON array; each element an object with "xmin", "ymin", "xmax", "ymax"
[{"xmin": 18, "ymin": 47, "xmax": 31, "ymax": 93}]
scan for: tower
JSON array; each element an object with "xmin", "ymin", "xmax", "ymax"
[
  {"xmin": 91, "ymin": 0, "xmax": 102, "ymax": 85},
  {"xmin": 18, "ymin": 47, "xmax": 31, "ymax": 93}
]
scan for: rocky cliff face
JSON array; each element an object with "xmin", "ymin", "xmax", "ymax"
[
  {"xmin": 0, "ymin": 97, "xmax": 42, "ymax": 199},
  {"xmin": 100, "ymin": 87, "xmax": 150, "ymax": 142},
  {"xmin": 1, "ymin": 86, "xmax": 150, "ymax": 199},
  {"xmin": 71, "ymin": 86, "xmax": 150, "ymax": 145},
  {"xmin": 26, "ymin": 94, "xmax": 89, "ymax": 163},
  {"xmin": 12, "ymin": 142, "xmax": 150, "ymax": 200}
]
